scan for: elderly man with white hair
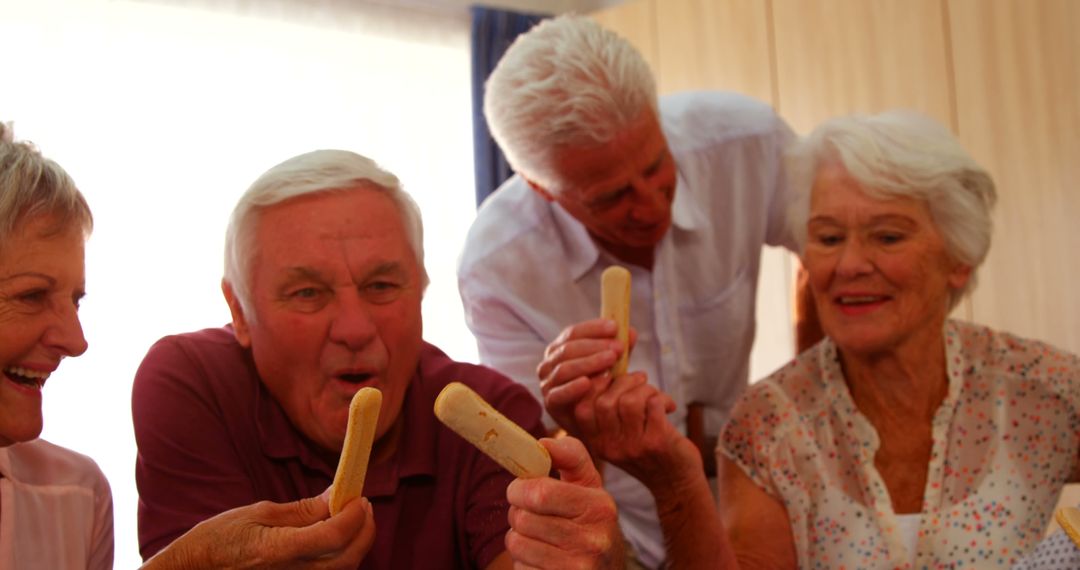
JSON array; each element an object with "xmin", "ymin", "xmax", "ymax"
[
  {"xmin": 457, "ymin": 14, "xmax": 800, "ymax": 567},
  {"xmin": 132, "ymin": 149, "xmax": 625, "ymax": 569}
]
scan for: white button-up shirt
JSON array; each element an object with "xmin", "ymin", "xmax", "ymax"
[{"xmin": 458, "ymin": 91, "xmax": 796, "ymax": 567}]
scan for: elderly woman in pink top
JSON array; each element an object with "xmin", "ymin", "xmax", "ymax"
[
  {"xmin": 0, "ymin": 123, "xmax": 374, "ymax": 569},
  {"xmin": 715, "ymin": 110, "xmax": 1080, "ymax": 569},
  {"xmin": 539, "ymin": 110, "xmax": 1080, "ymax": 569}
]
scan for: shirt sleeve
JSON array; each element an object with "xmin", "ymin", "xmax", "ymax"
[
  {"xmin": 764, "ymin": 114, "xmax": 799, "ymax": 252},
  {"xmin": 458, "ymin": 269, "xmax": 553, "ymax": 426},
  {"xmin": 87, "ymin": 462, "xmax": 114, "ymax": 570},
  {"xmin": 718, "ymin": 381, "xmax": 786, "ymax": 500},
  {"xmin": 131, "ymin": 335, "xmax": 258, "ymax": 560},
  {"xmin": 463, "ymin": 378, "xmax": 547, "ymax": 568}
]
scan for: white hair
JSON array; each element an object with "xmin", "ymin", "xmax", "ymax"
[
  {"xmin": 786, "ymin": 110, "xmax": 997, "ymax": 309},
  {"xmin": 224, "ymin": 149, "xmax": 428, "ymax": 317},
  {"xmin": 483, "ymin": 14, "xmax": 658, "ymax": 189},
  {"xmin": 0, "ymin": 121, "xmax": 92, "ymax": 249}
]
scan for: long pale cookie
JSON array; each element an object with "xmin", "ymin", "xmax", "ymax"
[
  {"xmin": 329, "ymin": 387, "xmax": 382, "ymax": 515},
  {"xmin": 601, "ymin": 265, "xmax": 631, "ymax": 377},
  {"xmin": 434, "ymin": 382, "xmax": 550, "ymax": 478}
]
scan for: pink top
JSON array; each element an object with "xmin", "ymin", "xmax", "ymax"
[
  {"xmin": 721, "ymin": 320, "xmax": 1080, "ymax": 569},
  {"xmin": 0, "ymin": 438, "xmax": 113, "ymax": 569}
]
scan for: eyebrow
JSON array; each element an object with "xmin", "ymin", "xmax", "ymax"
[
  {"xmin": 643, "ymin": 152, "xmax": 665, "ymax": 176},
  {"xmin": 280, "ymin": 267, "xmax": 329, "ymax": 284},
  {"xmin": 808, "ymin": 213, "xmax": 919, "ymax": 226},
  {"xmin": 0, "ymin": 272, "xmax": 58, "ymax": 286},
  {"xmin": 365, "ymin": 261, "xmax": 406, "ymax": 280}
]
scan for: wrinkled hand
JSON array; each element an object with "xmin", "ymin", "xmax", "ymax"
[
  {"xmin": 537, "ymin": 318, "xmax": 637, "ymax": 436},
  {"xmin": 573, "ymin": 372, "xmax": 700, "ymax": 491},
  {"xmin": 505, "ymin": 437, "xmax": 626, "ymax": 570},
  {"xmin": 141, "ymin": 492, "xmax": 375, "ymax": 570}
]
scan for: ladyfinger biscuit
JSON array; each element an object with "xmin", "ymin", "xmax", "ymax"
[
  {"xmin": 434, "ymin": 382, "xmax": 551, "ymax": 478},
  {"xmin": 601, "ymin": 265, "xmax": 631, "ymax": 377},
  {"xmin": 329, "ymin": 387, "xmax": 382, "ymax": 515}
]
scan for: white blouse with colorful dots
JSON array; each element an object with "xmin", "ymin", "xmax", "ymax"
[{"xmin": 721, "ymin": 320, "xmax": 1080, "ymax": 569}]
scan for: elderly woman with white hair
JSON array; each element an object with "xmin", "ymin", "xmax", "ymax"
[{"xmin": 715, "ymin": 110, "xmax": 1080, "ymax": 568}]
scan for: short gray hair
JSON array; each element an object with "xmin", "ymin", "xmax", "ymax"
[
  {"xmin": 786, "ymin": 111, "xmax": 997, "ymax": 309},
  {"xmin": 483, "ymin": 14, "xmax": 658, "ymax": 189},
  {"xmin": 224, "ymin": 149, "xmax": 428, "ymax": 316},
  {"xmin": 0, "ymin": 122, "xmax": 92, "ymax": 249}
]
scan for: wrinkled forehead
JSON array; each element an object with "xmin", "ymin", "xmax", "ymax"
[
  {"xmin": 249, "ymin": 190, "xmax": 414, "ymax": 272},
  {"xmin": 0, "ymin": 211, "xmax": 87, "ymax": 258},
  {"xmin": 546, "ymin": 110, "xmax": 669, "ymax": 194}
]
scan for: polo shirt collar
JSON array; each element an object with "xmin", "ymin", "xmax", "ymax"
[
  {"xmin": 256, "ymin": 379, "xmax": 337, "ymax": 477},
  {"xmin": 554, "ymin": 166, "xmax": 700, "ymax": 281},
  {"xmin": 255, "ymin": 364, "xmax": 437, "ymax": 496},
  {"xmin": 363, "ymin": 375, "xmax": 438, "ymax": 497}
]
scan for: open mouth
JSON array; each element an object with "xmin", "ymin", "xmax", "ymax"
[
  {"xmin": 337, "ymin": 372, "xmax": 374, "ymax": 384},
  {"xmin": 4, "ymin": 366, "xmax": 48, "ymax": 390}
]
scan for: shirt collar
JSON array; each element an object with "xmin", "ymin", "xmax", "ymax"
[
  {"xmin": 552, "ymin": 167, "xmax": 700, "ymax": 281},
  {"xmin": 817, "ymin": 320, "xmax": 965, "ymax": 422},
  {"xmin": 670, "ymin": 166, "xmax": 701, "ymax": 232},
  {"xmin": 363, "ymin": 372, "xmax": 439, "ymax": 497},
  {"xmin": 255, "ymin": 349, "xmax": 439, "ymax": 495},
  {"xmin": 256, "ymin": 378, "xmax": 338, "ymax": 476}
]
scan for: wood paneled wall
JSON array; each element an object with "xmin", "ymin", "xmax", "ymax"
[{"xmin": 591, "ymin": 0, "xmax": 1080, "ymax": 358}]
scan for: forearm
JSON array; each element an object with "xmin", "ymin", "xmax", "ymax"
[{"xmin": 651, "ymin": 473, "xmax": 738, "ymax": 569}]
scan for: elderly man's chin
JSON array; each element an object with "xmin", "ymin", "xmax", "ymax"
[{"xmin": 618, "ymin": 220, "xmax": 670, "ymax": 249}]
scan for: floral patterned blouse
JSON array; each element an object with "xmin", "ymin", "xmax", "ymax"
[{"xmin": 720, "ymin": 320, "xmax": 1080, "ymax": 569}]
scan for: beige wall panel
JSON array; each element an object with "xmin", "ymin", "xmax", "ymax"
[
  {"xmin": 590, "ymin": 0, "xmax": 659, "ymax": 75},
  {"xmin": 949, "ymin": 0, "xmax": 1080, "ymax": 354},
  {"xmin": 654, "ymin": 0, "xmax": 775, "ymax": 103},
  {"xmin": 771, "ymin": 0, "xmax": 953, "ymax": 133}
]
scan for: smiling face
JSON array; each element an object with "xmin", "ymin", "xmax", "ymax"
[
  {"xmin": 535, "ymin": 108, "xmax": 676, "ymax": 263},
  {"xmin": 224, "ymin": 186, "xmax": 424, "ymax": 454},
  {"xmin": 803, "ymin": 162, "xmax": 971, "ymax": 357},
  {"xmin": 0, "ymin": 215, "xmax": 88, "ymax": 447}
]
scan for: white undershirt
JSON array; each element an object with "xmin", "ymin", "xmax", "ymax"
[{"xmin": 895, "ymin": 513, "xmax": 922, "ymax": 565}]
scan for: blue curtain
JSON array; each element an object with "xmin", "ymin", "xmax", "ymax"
[{"xmin": 470, "ymin": 5, "xmax": 548, "ymax": 208}]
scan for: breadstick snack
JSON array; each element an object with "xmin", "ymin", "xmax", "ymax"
[
  {"xmin": 329, "ymin": 387, "xmax": 382, "ymax": 515},
  {"xmin": 434, "ymin": 382, "xmax": 551, "ymax": 478},
  {"xmin": 601, "ymin": 265, "xmax": 631, "ymax": 377}
]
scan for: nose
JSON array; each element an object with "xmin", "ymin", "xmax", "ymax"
[
  {"xmin": 835, "ymin": 237, "xmax": 874, "ymax": 278},
  {"xmin": 44, "ymin": 302, "xmax": 88, "ymax": 358},
  {"xmin": 626, "ymin": 178, "xmax": 669, "ymax": 224},
  {"xmin": 329, "ymin": 294, "xmax": 377, "ymax": 351}
]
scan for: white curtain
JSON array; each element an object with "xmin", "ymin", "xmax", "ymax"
[{"xmin": 1, "ymin": 1, "xmax": 474, "ymax": 566}]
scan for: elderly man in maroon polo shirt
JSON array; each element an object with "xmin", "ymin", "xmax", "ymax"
[{"xmin": 132, "ymin": 149, "xmax": 624, "ymax": 569}]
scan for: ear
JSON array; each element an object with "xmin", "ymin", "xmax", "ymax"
[
  {"xmin": 524, "ymin": 177, "xmax": 556, "ymax": 202},
  {"xmin": 222, "ymin": 279, "xmax": 252, "ymax": 348},
  {"xmin": 947, "ymin": 262, "xmax": 973, "ymax": 291}
]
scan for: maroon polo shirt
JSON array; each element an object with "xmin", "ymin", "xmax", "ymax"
[{"xmin": 132, "ymin": 326, "xmax": 544, "ymax": 569}]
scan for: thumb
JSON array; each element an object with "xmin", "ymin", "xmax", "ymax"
[
  {"xmin": 540, "ymin": 436, "xmax": 603, "ymax": 489},
  {"xmin": 256, "ymin": 494, "xmax": 333, "ymax": 529}
]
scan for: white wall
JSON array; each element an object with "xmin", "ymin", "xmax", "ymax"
[{"xmin": 2, "ymin": 1, "xmax": 477, "ymax": 567}]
